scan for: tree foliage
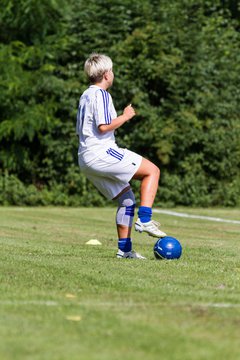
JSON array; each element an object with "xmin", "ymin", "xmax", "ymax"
[{"xmin": 0, "ymin": 0, "xmax": 240, "ymax": 206}]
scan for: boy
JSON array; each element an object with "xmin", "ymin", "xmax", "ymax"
[{"xmin": 76, "ymin": 53, "xmax": 167, "ymax": 259}]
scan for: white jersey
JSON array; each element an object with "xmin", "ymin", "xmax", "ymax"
[{"xmin": 76, "ymin": 85, "xmax": 118, "ymax": 163}]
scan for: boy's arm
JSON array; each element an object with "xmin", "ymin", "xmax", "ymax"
[{"xmin": 98, "ymin": 105, "xmax": 135, "ymax": 134}]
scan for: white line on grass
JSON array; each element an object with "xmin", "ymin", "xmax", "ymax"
[
  {"xmin": 0, "ymin": 300, "xmax": 58, "ymax": 306},
  {"xmin": 1, "ymin": 300, "xmax": 240, "ymax": 309},
  {"xmin": 153, "ymin": 209, "xmax": 240, "ymax": 225},
  {"xmin": 203, "ymin": 303, "xmax": 240, "ymax": 308}
]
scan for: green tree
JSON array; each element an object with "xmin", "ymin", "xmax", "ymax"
[{"xmin": 0, "ymin": 0, "xmax": 239, "ymax": 206}]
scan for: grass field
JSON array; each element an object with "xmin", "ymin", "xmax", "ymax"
[{"xmin": 0, "ymin": 207, "xmax": 240, "ymax": 360}]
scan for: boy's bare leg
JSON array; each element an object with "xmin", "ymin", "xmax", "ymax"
[
  {"xmin": 117, "ymin": 224, "xmax": 131, "ymax": 239},
  {"xmin": 132, "ymin": 158, "xmax": 160, "ymax": 206},
  {"xmin": 133, "ymin": 157, "xmax": 167, "ymax": 237},
  {"xmin": 115, "ymin": 158, "xmax": 161, "ymax": 239}
]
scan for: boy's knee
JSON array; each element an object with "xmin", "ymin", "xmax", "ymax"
[
  {"xmin": 156, "ymin": 166, "xmax": 160, "ymax": 178},
  {"xmin": 151, "ymin": 163, "xmax": 160, "ymax": 179},
  {"xmin": 115, "ymin": 189, "xmax": 136, "ymax": 227}
]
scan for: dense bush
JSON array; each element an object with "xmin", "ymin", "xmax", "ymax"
[{"xmin": 0, "ymin": 0, "xmax": 240, "ymax": 206}]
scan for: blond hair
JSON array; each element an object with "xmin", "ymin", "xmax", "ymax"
[{"xmin": 84, "ymin": 53, "xmax": 113, "ymax": 83}]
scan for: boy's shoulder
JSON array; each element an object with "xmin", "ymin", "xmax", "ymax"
[
  {"xmin": 82, "ymin": 85, "xmax": 100, "ymax": 97},
  {"xmin": 80, "ymin": 86, "xmax": 97, "ymax": 102},
  {"xmin": 81, "ymin": 85, "xmax": 112, "ymax": 101}
]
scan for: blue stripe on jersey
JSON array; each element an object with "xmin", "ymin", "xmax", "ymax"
[
  {"xmin": 106, "ymin": 148, "xmax": 124, "ymax": 161},
  {"xmin": 76, "ymin": 104, "xmax": 86, "ymax": 138},
  {"xmin": 99, "ymin": 90, "xmax": 106, "ymax": 123},
  {"xmin": 103, "ymin": 90, "xmax": 109, "ymax": 124},
  {"xmin": 100, "ymin": 89, "xmax": 111, "ymax": 124},
  {"xmin": 105, "ymin": 91, "xmax": 111, "ymax": 124},
  {"xmin": 103, "ymin": 90, "xmax": 110, "ymax": 124}
]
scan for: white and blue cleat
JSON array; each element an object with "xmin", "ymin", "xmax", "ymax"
[
  {"xmin": 135, "ymin": 218, "xmax": 167, "ymax": 238},
  {"xmin": 116, "ymin": 249, "xmax": 146, "ymax": 259}
]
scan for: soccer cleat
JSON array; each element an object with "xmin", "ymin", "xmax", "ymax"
[
  {"xmin": 116, "ymin": 249, "xmax": 146, "ymax": 259},
  {"xmin": 135, "ymin": 218, "xmax": 167, "ymax": 238}
]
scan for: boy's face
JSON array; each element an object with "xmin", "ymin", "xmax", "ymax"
[{"xmin": 106, "ymin": 69, "xmax": 114, "ymax": 88}]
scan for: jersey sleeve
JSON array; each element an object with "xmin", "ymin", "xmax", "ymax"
[
  {"xmin": 109, "ymin": 96, "xmax": 117, "ymax": 119},
  {"xmin": 94, "ymin": 89, "xmax": 112, "ymax": 126}
]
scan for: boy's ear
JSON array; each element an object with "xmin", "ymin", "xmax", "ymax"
[{"xmin": 103, "ymin": 71, "xmax": 109, "ymax": 80}]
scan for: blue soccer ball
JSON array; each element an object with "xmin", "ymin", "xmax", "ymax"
[{"xmin": 154, "ymin": 236, "xmax": 182, "ymax": 260}]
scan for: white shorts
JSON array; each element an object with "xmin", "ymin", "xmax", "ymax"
[{"xmin": 78, "ymin": 147, "xmax": 142, "ymax": 199}]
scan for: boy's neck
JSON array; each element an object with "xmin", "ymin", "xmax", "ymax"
[{"xmin": 93, "ymin": 82, "xmax": 108, "ymax": 90}]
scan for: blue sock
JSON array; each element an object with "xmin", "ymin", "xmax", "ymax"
[
  {"xmin": 118, "ymin": 238, "xmax": 132, "ymax": 252},
  {"xmin": 138, "ymin": 206, "xmax": 152, "ymax": 223}
]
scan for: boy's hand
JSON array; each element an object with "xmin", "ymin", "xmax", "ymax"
[
  {"xmin": 99, "ymin": 104, "xmax": 136, "ymax": 133},
  {"xmin": 123, "ymin": 104, "xmax": 136, "ymax": 121}
]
